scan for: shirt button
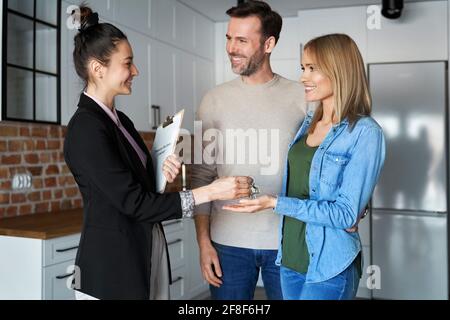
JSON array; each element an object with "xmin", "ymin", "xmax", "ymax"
[{"xmin": 312, "ymin": 189, "xmax": 316, "ymax": 192}]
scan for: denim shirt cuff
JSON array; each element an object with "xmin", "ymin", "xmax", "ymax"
[{"xmin": 274, "ymin": 196, "xmax": 291, "ymax": 216}]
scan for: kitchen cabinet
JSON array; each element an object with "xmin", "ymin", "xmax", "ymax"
[
  {"xmin": 194, "ymin": 12, "xmax": 214, "ymax": 61},
  {"xmin": 114, "ymin": 0, "xmax": 151, "ymax": 36},
  {"xmin": 175, "ymin": 51, "xmax": 196, "ymax": 133},
  {"xmin": 151, "ymin": 40, "xmax": 176, "ymax": 129},
  {"xmin": 150, "ymin": 0, "xmax": 176, "ymax": 44},
  {"xmin": 195, "ymin": 57, "xmax": 214, "ymax": 114},
  {"xmin": 0, "ymin": 209, "xmax": 208, "ymax": 300},
  {"xmin": 175, "ymin": 1, "xmax": 195, "ymax": 53},
  {"xmin": 86, "ymin": 0, "xmax": 115, "ymax": 22},
  {"xmin": 0, "ymin": 233, "xmax": 81, "ymax": 300},
  {"xmin": 163, "ymin": 218, "xmax": 208, "ymax": 300},
  {"xmin": 115, "ymin": 27, "xmax": 152, "ymax": 132}
]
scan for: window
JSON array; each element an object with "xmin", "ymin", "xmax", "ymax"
[{"xmin": 2, "ymin": 0, "xmax": 61, "ymax": 124}]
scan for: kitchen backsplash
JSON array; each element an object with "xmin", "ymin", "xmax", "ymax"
[{"xmin": 0, "ymin": 121, "xmax": 174, "ymax": 219}]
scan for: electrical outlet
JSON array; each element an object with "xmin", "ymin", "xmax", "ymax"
[{"xmin": 12, "ymin": 173, "xmax": 32, "ymax": 190}]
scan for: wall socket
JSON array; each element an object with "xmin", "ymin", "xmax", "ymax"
[{"xmin": 12, "ymin": 173, "xmax": 32, "ymax": 190}]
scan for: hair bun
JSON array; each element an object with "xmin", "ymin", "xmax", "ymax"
[{"xmin": 79, "ymin": 12, "xmax": 99, "ymax": 32}]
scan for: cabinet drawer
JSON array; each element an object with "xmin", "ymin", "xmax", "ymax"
[
  {"xmin": 166, "ymin": 232, "xmax": 184, "ymax": 270},
  {"xmin": 162, "ymin": 219, "xmax": 183, "ymax": 234},
  {"xmin": 43, "ymin": 260, "xmax": 77, "ymax": 300},
  {"xmin": 169, "ymin": 266, "xmax": 186, "ymax": 300},
  {"xmin": 43, "ymin": 233, "xmax": 81, "ymax": 267}
]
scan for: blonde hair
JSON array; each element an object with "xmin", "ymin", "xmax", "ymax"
[{"xmin": 304, "ymin": 33, "xmax": 371, "ymax": 133}]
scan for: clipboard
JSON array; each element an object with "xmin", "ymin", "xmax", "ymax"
[{"xmin": 151, "ymin": 109, "xmax": 184, "ymax": 193}]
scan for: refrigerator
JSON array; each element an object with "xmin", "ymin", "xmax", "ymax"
[{"xmin": 369, "ymin": 61, "xmax": 448, "ymax": 300}]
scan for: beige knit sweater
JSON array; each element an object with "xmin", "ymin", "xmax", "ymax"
[{"xmin": 192, "ymin": 74, "xmax": 307, "ymax": 249}]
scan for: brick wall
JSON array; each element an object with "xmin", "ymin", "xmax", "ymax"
[{"xmin": 0, "ymin": 122, "xmax": 158, "ymax": 220}]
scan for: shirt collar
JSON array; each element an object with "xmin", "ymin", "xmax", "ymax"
[
  {"xmin": 305, "ymin": 110, "xmax": 349, "ymax": 128},
  {"xmin": 83, "ymin": 92, "xmax": 120, "ymax": 126}
]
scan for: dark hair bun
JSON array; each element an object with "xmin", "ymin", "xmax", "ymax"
[
  {"xmin": 72, "ymin": 4, "xmax": 127, "ymax": 87},
  {"xmin": 78, "ymin": 5, "xmax": 99, "ymax": 32}
]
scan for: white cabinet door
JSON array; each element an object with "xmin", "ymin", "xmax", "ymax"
[
  {"xmin": 88, "ymin": 0, "xmax": 115, "ymax": 22},
  {"xmin": 43, "ymin": 260, "xmax": 77, "ymax": 300},
  {"xmin": 175, "ymin": 51, "xmax": 195, "ymax": 133},
  {"xmin": 170, "ymin": 265, "xmax": 187, "ymax": 300},
  {"xmin": 115, "ymin": 27, "xmax": 152, "ymax": 132},
  {"xmin": 60, "ymin": 1, "xmax": 84, "ymax": 125},
  {"xmin": 175, "ymin": 1, "xmax": 195, "ymax": 53},
  {"xmin": 184, "ymin": 218, "xmax": 208, "ymax": 299},
  {"xmin": 151, "ymin": 0, "xmax": 176, "ymax": 43},
  {"xmin": 194, "ymin": 58, "xmax": 214, "ymax": 116},
  {"xmin": 151, "ymin": 40, "xmax": 176, "ymax": 129},
  {"xmin": 367, "ymin": 1, "xmax": 448, "ymax": 62},
  {"xmin": 114, "ymin": 0, "xmax": 151, "ymax": 35},
  {"xmin": 297, "ymin": 6, "xmax": 368, "ymax": 61},
  {"xmin": 194, "ymin": 12, "xmax": 214, "ymax": 60}
]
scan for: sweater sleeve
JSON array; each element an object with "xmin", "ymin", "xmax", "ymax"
[{"xmin": 191, "ymin": 92, "xmax": 218, "ymax": 216}]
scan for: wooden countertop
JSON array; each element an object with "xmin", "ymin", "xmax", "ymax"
[{"xmin": 0, "ymin": 209, "xmax": 83, "ymax": 240}]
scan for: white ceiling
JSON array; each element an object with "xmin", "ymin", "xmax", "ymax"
[{"xmin": 179, "ymin": 0, "xmax": 432, "ymax": 22}]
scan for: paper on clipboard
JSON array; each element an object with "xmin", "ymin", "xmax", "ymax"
[{"xmin": 151, "ymin": 109, "xmax": 184, "ymax": 193}]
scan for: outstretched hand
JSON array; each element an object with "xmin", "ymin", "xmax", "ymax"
[
  {"xmin": 222, "ymin": 195, "xmax": 277, "ymax": 213},
  {"xmin": 223, "ymin": 195, "xmax": 363, "ymax": 234}
]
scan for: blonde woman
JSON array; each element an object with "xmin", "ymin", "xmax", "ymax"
[{"xmin": 224, "ymin": 34, "xmax": 386, "ymax": 300}]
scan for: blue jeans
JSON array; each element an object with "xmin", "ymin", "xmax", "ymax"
[
  {"xmin": 210, "ymin": 242, "xmax": 282, "ymax": 300},
  {"xmin": 280, "ymin": 260, "xmax": 360, "ymax": 300}
]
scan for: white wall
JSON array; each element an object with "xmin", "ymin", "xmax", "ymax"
[{"xmin": 367, "ymin": 1, "xmax": 448, "ymax": 62}]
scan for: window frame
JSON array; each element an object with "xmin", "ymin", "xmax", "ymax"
[{"xmin": 2, "ymin": 0, "xmax": 61, "ymax": 124}]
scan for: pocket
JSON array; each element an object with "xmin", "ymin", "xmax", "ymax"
[{"xmin": 320, "ymin": 152, "xmax": 350, "ymax": 187}]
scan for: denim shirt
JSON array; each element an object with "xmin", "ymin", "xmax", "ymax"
[{"xmin": 275, "ymin": 111, "xmax": 386, "ymax": 283}]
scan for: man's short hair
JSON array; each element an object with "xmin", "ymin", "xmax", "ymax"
[{"xmin": 226, "ymin": 0, "xmax": 283, "ymax": 44}]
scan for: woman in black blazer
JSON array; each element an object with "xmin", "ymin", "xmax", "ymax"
[{"xmin": 64, "ymin": 6, "xmax": 251, "ymax": 300}]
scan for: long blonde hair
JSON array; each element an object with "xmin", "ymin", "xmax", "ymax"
[{"xmin": 304, "ymin": 34, "xmax": 371, "ymax": 133}]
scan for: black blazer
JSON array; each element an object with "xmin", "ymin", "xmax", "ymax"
[{"xmin": 64, "ymin": 93, "xmax": 182, "ymax": 300}]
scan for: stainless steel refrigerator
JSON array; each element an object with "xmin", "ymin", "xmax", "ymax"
[{"xmin": 369, "ymin": 61, "xmax": 448, "ymax": 300}]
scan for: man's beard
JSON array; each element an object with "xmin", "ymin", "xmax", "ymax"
[{"xmin": 230, "ymin": 48, "xmax": 265, "ymax": 76}]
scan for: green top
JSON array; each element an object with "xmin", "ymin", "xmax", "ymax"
[
  {"xmin": 282, "ymin": 135, "xmax": 317, "ymax": 273},
  {"xmin": 281, "ymin": 135, "xmax": 362, "ymax": 278}
]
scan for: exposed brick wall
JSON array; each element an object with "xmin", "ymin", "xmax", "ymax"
[{"xmin": 0, "ymin": 122, "xmax": 162, "ymax": 220}]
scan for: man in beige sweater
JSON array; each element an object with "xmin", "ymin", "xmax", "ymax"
[{"xmin": 192, "ymin": 0, "xmax": 306, "ymax": 300}]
